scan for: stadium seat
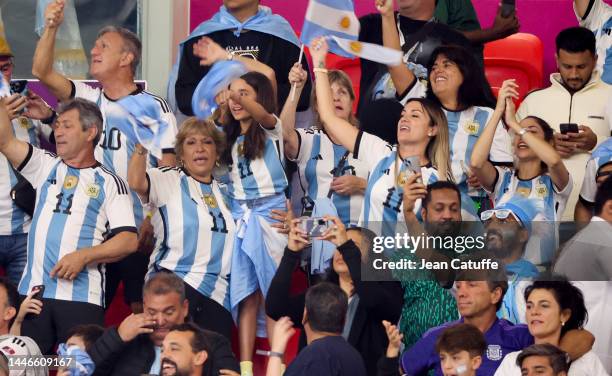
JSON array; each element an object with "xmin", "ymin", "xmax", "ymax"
[
  {"xmin": 484, "ymin": 33, "xmax": 544, "ymax": 105},
  {"xmin": 326, "ymin": 54, "xmax": 361, "ymax": 113}
]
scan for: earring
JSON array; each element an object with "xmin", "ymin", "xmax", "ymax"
[
  {"xmin": 215, "ymin": 160, "xmax": 220, "ymax": 168},
  {"xmin": 561, "ymin": 321, "xmax": 565, "ymax": 326}
]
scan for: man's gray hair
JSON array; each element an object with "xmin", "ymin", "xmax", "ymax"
[
  {"xmin": 56, "ymin": 98, "xmax": 103, "ymax": 146},
  {"xmin": 97, "ymin": 26, "xmax": 141, "ymax": 76},
  {"xmin": 143, "ymin": 271, "xmax": 186, "ymax": 302}
]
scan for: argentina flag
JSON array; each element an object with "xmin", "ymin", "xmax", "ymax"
[
  {"xmin": 300, "ymin": 0, "xmax": 360, "ymax": 57},
  {"xmin": 105, "ymin": 95, "xmax": 169, "ymax": 160}
]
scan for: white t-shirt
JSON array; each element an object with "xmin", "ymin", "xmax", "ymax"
[{"xmin": 495, "ymin": 349, "xmax": 608, "ymax": 376}]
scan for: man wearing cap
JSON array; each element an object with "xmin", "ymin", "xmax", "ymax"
[
  {"xmin": 0, "ymin": 35, "xmax": 55, "ymax": 287},
  {"xmin": 481, "ymin": 197, "xmax": 541, "ymax": 324}
]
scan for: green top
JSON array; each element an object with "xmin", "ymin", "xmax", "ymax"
[
  {"xmin": 390, "ymin": 249, "xmax": 459, "ymax": 349},
  {"xmin": 435, "ymin": 0, "xmax": 482, "ymax": 32}
]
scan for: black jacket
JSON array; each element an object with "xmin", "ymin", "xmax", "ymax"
[
  {"xmin": 90, "ymin": 326, "xmax": 239, "ymax": 376},
  {"xmin": 175, "ymin": 29, "xmax": 311, "ymax": 116},
  {"xmin": 266, "ymin": 240, "xmax": 404, "ymax": 376}
]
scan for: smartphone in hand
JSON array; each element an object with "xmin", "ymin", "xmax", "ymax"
[
  {"xmin": 500, "ymin": 0, "xmax": 516, "ymax": 17},
  {"xmin": 560, "ymin": 123, "xmax": 579, "ymax": 135},
  {"xmin": 31, "ymin": 285, "xmax": 45, "ymax": 301}
]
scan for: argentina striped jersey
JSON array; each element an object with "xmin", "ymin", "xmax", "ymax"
[
  {"xmin": 492, "ymin": 167, "xmax": 573, "ymax": 265},
  {"xmin": 294, "ymin": 128, "xmax": 369, "ymax": 226},
  {"xmin": 398, "ymin": 80, "xmax": 513, "ymax": 195},
  {"xmin": 0, "ymin": 117, "xmax": 51, "ymax": 235},
  {"xmin": 146, "ymin": 167, "xmax": 235, "ymax": 310},
  {"xmin": 227, "ymin": 118, "xmax": 288, "ymax": 200},
  {"xmin": 17, "ymin": 145, "xmax": 136, "ymax": 306},
  {"xmin": 355, "ymin": 132, "xmax": 440, "ymax": 238},
  {"xmin": 71, "ymin": 80, "xmax": 178, "ymax": 226}
]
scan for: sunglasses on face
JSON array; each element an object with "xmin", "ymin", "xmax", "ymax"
[{"xmin": 480, "ymin": 209, "xmax": 519, "ymax": 223}]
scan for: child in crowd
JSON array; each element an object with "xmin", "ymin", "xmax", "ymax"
[{"xmin": 57, "ymin": 324, "xmax": 104, "ymax": 376}]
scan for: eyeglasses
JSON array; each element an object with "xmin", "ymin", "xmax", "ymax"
[{"xmin": 480, "ymin": 209, "xmax": 520, "ymax": 223}]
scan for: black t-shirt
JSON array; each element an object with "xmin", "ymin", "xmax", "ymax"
[
  {"xmin": 285, "ymin": 336, "xmax": 367, "ymax": 376},
  {"xmin": 357, "ymin": 13, "xmax": 472, "ymax": 116},
  {"xmin": 175, "ymin": 29, "xmax": 311, "ymax": 116}
]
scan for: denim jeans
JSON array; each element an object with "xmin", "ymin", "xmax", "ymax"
[{"xmin": 0, "ymin": 233, "xmax": 28, "ymax": 286}]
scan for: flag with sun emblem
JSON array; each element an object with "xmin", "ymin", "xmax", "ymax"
[
  {"xmin": 300, "ymin": 0, "xmax": 360, "ymax": 57},
  {"xmin": 330, "ymin": 36, "xmax": 403, "ymax": 66},
  {"xmin": 105, "ymin": 95, "xmax": 170, "ymax": 160}
]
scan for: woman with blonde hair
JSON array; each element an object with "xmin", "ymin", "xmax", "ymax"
[
  {"xmin": 127, "ymin": 117, "xmax": 236, "ymax": 339},
  {"xmin": 309, "ymin": 37, "xmax": 452, "ymax": 237}
]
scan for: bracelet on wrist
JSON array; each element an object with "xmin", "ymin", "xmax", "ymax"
[
  {"xmin": 313, "ymin": 67, "xmax": 328, "ymax": 74},
  {"xmin": 255, "ymin": 350, "xmax": 284, "ymax": 358}
]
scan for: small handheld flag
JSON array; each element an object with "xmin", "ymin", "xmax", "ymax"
[
  {"xmin": 105, "ymin": 95, "xmax": 169, "ymax": 160},
  {"xmin": 191, "ymin": 60, "xmax": 248, "ymax": 119},
  {"xmin": 300, "ymin": 0, "xmax": 360, "ymax": 58},
  {"xmin": 330, "ymin": 36, "xmax": 403, "ymax": 66}
]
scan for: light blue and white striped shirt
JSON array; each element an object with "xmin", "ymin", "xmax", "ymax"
[
  {"xmin": 399, "ymin": 80, "xmax": 513, "ymax": 196},
  {"xmin": 0, "ymin": 116, "xmax": 51, "ymax": 235},
  {"xmin": 356, "ymin": 132, "xmax": 440, "ymax": 238},
  {"xmin": 227, "ymin": 118, "xmax": 288, "ymax": 200},
  {"xmin": 146, "ymin": 167, "xmax": 235, "ymax": 310},
  {"xmin": 72, "ymin": 80, "xmax": 178, "ymax": 227},
  {"xmin": 17, "ymin": 145, "xmax": 136, "ymax": 306},
  {"xmin": 294, "ymin": 128, "xmax": 369, "ymax": 226},
  {"xmin": 492, "ymin": 167, "xmax": 573, "ymax": 265}
]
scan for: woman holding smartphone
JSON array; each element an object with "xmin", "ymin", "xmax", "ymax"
[{"xmin": 309, "ymin": 37, "xmax": 452, "ymax": 238}]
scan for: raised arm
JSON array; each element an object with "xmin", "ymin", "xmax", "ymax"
[
  {"xmin": 310, "ymin": 38, "xmax": 359, "ymax": 152},
  {"xmin": 378, "ymin": 0, "xmax": 415, "ymax": 96},
  {"xmin": 31, "ymin": 0, "xmax": 73, "ymax": 101},
  {"xmin": 127, "ymin": 144, "xmax": 150, "ymax": 203},
  {"xmin": 470, "ymin": 80, "xmax": 518, "ymax": 191},
  {"xmin": 229, "ymin": 92, "xmax": 277, "ymax": 129},
  {"xmin": 279, "ymin": 63, "xmax": 307, "ymax": 159},
  {"xmin": 574, "ymin": 0, "xmax": 592, "ymax": 18},
  {"xmin": 462, "ymin": 5, "xmax": 519, "ymax": 44},
  {"xmin": 0, "ymin": 100, "xmax": 31, "ymax": 168},
  {"xmin": 194, "ymin": 37, "xmax": 278, "ymax": 96},
  {"xmin": 505, "ymin": 97, "xmax": 570, "ymax": 191}
]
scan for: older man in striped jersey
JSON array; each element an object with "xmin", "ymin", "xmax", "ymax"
[
  {"xmin": 33, "ymin": 0, "xmax": 179, "ymax": 314},
  {"xmin": 0, "ymin": 98, "xmax": 138, "ymax": 354}
]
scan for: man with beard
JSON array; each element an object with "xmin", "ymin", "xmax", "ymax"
[
  {"xmin": 160, "ymin": 323, "xmax": 210, "ymax": 376},
  {"xmin": 481, "ymin": 196, "xmax": 540, "ymax": 324},
  {"xmin": 395, "ymin": 178, "xmax": 463, "ymax": 348},
  {"xmin": 517, "ymin": 26, "xmax": 612, "ymax": 220},
  {"xmin": 89, "ymin": 272, "xmax": 239, "ymax": 376}
]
